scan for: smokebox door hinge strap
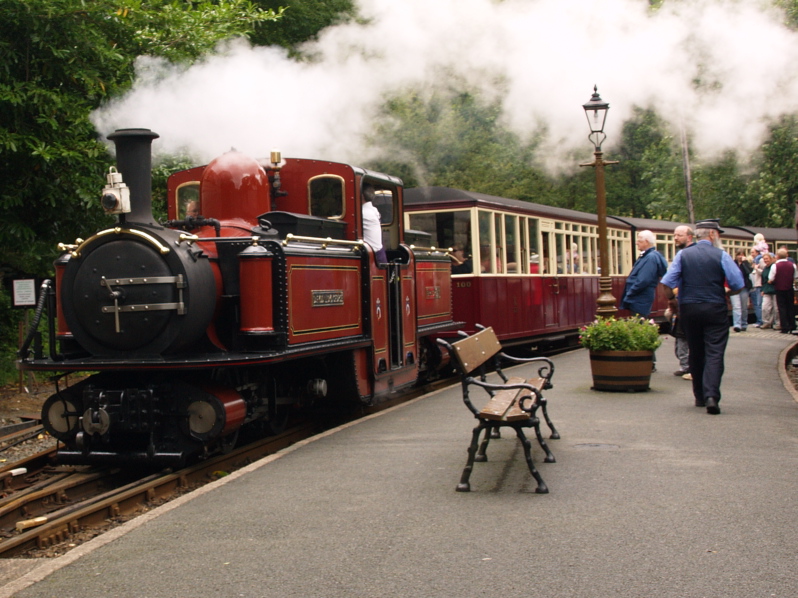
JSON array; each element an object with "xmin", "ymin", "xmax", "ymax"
[{"xmin": 100, "ymin": 274, "xmax": 187, "ymax": 332}]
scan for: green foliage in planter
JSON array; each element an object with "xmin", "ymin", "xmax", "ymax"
[{"xmin": 579, "ymin": 316, "xmax": 662, "ymax": 352}]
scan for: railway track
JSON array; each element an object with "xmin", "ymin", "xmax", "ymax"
[{"xmin": 0, "ymin": 376, "xmax": 456, "ymax": 559}]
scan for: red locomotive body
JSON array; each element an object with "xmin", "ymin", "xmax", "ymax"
[{"xmin": 19, "ymin": 129, "xmax": 455, "ymax": 465}]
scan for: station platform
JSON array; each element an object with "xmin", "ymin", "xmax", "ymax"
[{"xmin": 3, "ymin": 328, "xmax": 798, "ymax": 598}]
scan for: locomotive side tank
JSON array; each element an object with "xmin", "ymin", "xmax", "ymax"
[{"xmin": 20, "ymin": 128, "xmax": 455, "ymax": 466}]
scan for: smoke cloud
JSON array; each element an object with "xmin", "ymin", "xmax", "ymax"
[{"xmin": 91, "ymin": 0, "xmax": 798, "ymax": 171}]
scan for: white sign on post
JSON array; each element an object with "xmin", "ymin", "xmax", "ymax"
[{"xmin": 13, "ymin": 279, "xmax": 37, "ymax": 307}]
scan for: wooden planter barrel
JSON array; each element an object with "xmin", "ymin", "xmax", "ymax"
[{"xmin": 589, "ymin": 350, "xmax": 654, "ymax": 392}]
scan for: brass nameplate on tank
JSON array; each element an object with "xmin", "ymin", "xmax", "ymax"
[{"xmin": 312, "ymin": 290, "xmax": 344, "ymax": 307}]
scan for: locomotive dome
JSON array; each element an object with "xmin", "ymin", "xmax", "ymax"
[{"xmin": 200, "ymin": 149, "xmax": 271, "ymax": 223}]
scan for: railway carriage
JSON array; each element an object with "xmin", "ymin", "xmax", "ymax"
[{"xmin": 404, "ymin": 186, "xmax": 797, "ymax": 349}]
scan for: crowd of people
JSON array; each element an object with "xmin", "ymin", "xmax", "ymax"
[{"xmin": 620, "ymin": 222, "xmax": 797, "ymax": 416}]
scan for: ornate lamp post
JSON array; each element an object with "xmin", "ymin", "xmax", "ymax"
[{"xmin": 581, "ymin": 86, "xmax": 619, "ymax": 319}]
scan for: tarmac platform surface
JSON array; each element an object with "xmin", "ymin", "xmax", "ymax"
[{"xmin": 3, "ymin": 329, "xmax": 798, "ymax": 598}]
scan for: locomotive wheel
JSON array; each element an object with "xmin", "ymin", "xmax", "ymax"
[
  {"xmin": 325, "ymin": 351, "xmax": 364, "ymax": 404},
  {"xmin": 42, "ymin": 393, "xmax": 82, "ymax": 441},
  {"xmin": 264, "ymin": 405, "xmax": 290, "ymax": 435},
  {"xmin": 219, "ymin": 430, "xmax": 239, "ymax": 454}
]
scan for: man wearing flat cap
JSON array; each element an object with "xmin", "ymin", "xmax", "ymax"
[{"xmin": 660, "ymin": 220, "xmax": 744, "ymax": 415}]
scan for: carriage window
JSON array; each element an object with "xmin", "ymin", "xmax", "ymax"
[
  {"xmin": 564, "ymin": 234, "xmax": 579, "ymax": 273},
  {"xmin": 309, "ymin": 176, "xmax": 344, "ymax": 218},
  {"xmin": 581, "ymin": 235, "xmax": 594, "ymax": 274},
  {"xmin": 528, "ymin": 218, "xmax": 540, "ymax": 274},
  {"xmin": 504, "ymin": 215, "xmax": 519, "ymax": 273},
  {"xmin": 406, "ymin": 209, "xmax": 474, "ymax": 274},
  {"xmin": 608, "ymin": 229, "xmax": 631, "ymax": 275},
  {"xmin": 478, "ymin": 211, "xmax": 495, "ymax": 273},
  {"xmin": 656, "ymin": 233, "xmax": 673, "ymax": 262},
  {"xmin": 541, "ymin": 231, "xmax": 552, "ymax": 274},
  {"xmin": 178, "ymin": 183, "xmax": 200, "ymax": 218},
  {"xmin": 554, "ymin": 232, "xmax": 566, "ymax": 274}
]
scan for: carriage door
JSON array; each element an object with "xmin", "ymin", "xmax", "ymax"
[{"xmin": 541, "ymin": 227, "xmax": 560, "ymax": 328}]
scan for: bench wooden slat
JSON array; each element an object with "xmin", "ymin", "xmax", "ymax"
[
  {"xmin": 479, "ymin": 389, "xmax": 518, "ymax": 421},
  {"xmin": 452, "ymin": 327, "xmax": 502, "ymax": 374}
]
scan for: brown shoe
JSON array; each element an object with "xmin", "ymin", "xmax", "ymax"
[{"xmin": 761, "ymin": 324, "xmax": 771, "ymax": 329}]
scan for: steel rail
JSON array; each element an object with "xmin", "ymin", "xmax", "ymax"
[{"xmin": 0, "ymin": 423, "xmax": 315, "ymax": 558}]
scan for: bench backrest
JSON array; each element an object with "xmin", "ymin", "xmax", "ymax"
[{"xmin": 450, "ymin": 327, "xmax": 502, "ymax": 375}]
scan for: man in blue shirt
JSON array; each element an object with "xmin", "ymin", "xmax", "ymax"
[{"xmin": 660, "ymin": 220, "xmax": 744, "ymax": 414}]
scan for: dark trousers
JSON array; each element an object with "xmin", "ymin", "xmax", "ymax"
[
  {"xmin": 775, "ymin": 289, "xmax": 795, "ymax": 333},
  {"xmin": 680, "ymin": 302, "xmax": 730, "ymax": 403}
]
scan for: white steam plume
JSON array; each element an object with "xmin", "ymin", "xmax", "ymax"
[{"xmin": 91, "ymin": 0, "xmax": 798, "ymax": 171}]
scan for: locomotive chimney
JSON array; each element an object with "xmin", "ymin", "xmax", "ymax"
[{"xmin": 106, "ymin": 128, "xmax": 160, "ymax": 225}]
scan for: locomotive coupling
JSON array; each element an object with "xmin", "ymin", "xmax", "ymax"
[{"xmin": 101, "ymin": 167, "xmax": 131, "ymax": 215}]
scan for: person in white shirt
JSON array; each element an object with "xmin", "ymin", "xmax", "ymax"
[{"xmin": 362, "ymin": 184, "xmax": 387, "ymax": 264}]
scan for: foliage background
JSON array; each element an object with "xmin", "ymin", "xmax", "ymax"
[{"xmin": 1, "ymin": 0, "xmax": 797, "ymax": 383}]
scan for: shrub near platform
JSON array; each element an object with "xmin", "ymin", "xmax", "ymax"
[{"xmin": 579, "ymin": 317, "xmax": 662, "ymax": 392}]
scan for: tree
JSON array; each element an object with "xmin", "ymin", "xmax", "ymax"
[
  {"xmin": 365, "ymin": 86, "xmax": 553, "ymax": 202},
  {"xmin": 747, "ymin": 114, "xmax": 798, "ymax": 228},
  {"xmin": 250, "ymin": 0, "xmax": 356, "ymax": 52},
  {"xmin": 605, "ymin": 107, "xmax": 683, "ymax": 219},
  {"xmin": 0, "ymin": 0, "xmax": 281, "ymax": 382}
]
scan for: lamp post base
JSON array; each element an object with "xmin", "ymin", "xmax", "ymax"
[{"xmin": 596, "ymin": 276, "xmax": 617, "ymax": 319}]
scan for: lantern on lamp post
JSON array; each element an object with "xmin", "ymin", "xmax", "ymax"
[{"xmin": 581, "ymin": 86, "xmax": 619, "ymax": 319}]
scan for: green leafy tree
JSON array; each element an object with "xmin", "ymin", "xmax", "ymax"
[
  {"xmin": 747, "ymin": 114, "xmax": 798, "ymax": 227},
  {"xmin": 366, "ymin": 85, "xmax": 553, "ymax": 202},
  {"xmin": 0, "ymin": 0, "xmax": 281, "ymax": 382},
  {"xmin": 251, "ymin": 0, "xmax": 356, "ymax": 51},
  {"xmin": 605, "ymin": 107, "xmax": 681, "ymax": 219},
  {"xmin": 689, "ymin": 151, "xmax": 752, "ymax": 225}
]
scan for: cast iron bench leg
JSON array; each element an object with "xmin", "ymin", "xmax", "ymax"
[
  {"xmin": 475, "ymin": 425, "xmax": 492, "ymax": 462},
  {"xmin": 513, "ymin": 425, "xmax": 549, "ymax": 494},
  {"xmin": 531, "ymin": 417, "xmax": 556, "ymax": 463},
  {"xmin": 457, "ymin": 423, "xmax": 485, "ymax": 492},
  {"xmin": 540, "ymin": 398, "xmax": 560, "ymax": 440}
]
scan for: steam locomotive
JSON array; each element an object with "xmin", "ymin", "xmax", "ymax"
[{"xmin": 18, "ymin": 128, "xmax": 456, "ymax": 465}]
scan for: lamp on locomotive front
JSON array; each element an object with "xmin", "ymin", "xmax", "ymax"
[{"xmin": 581, "ymin": 85, "xmax": 619, "ymax": 319}]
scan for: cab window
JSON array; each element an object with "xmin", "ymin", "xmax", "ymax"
[
  {"xmin": 309, "ymin": 176, "xmax": 345, "ymax": 218},
  {"xmin": 178, "ymin": 183, "xmax": 200, "ymax": 218}
]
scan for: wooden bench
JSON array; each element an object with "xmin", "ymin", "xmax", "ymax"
[{"xmin": 437, "ymin": 325, "xmax": 559, "ymax": 494}]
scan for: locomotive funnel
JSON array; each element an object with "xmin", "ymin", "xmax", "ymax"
[{"xmin": 106, "ymin": 128, "xmax": 160, "ymax": 224}]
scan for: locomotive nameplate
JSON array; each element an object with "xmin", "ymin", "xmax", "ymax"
[{"xmin": 312, "ymin": 290, "xmax": 345, "ymax": 307}]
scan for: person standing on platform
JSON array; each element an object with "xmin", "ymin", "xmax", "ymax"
[
  {"xmin": 731, "ymin": 249, "xmax": 753, "ymax": 332},
  {"xmin": 621, "ymin": 230, "xmax": 668, "ymax": 317},
  {"xmin": 621, "ymin": 230, "xmax": 668, "ymax": 372},
  {"xmin": 768, "ymin": 247, "xmax": 798, "ymax": 334},
  {"xmin": 749, "ymin": 248, "xmax": 764, "ymax": 327},
  {"xmin": 660, "ymin": 220, "xmax": 744, "ymax": 415},
  {"xmin": 760, "ymin": 253, "xmax": 780, "ymax": 329},
  {"xmin": 668, "ymin": 225, "xmax": 693, "ymax": 379}
]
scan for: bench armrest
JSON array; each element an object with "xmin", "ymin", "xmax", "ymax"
[
  {"xmin": 464, "ymin": 377, "xmax": 543, "ymax": 414},
  {"xmin": 496, "ymin": 353, "xmax": 555, "ymax": 387}
]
